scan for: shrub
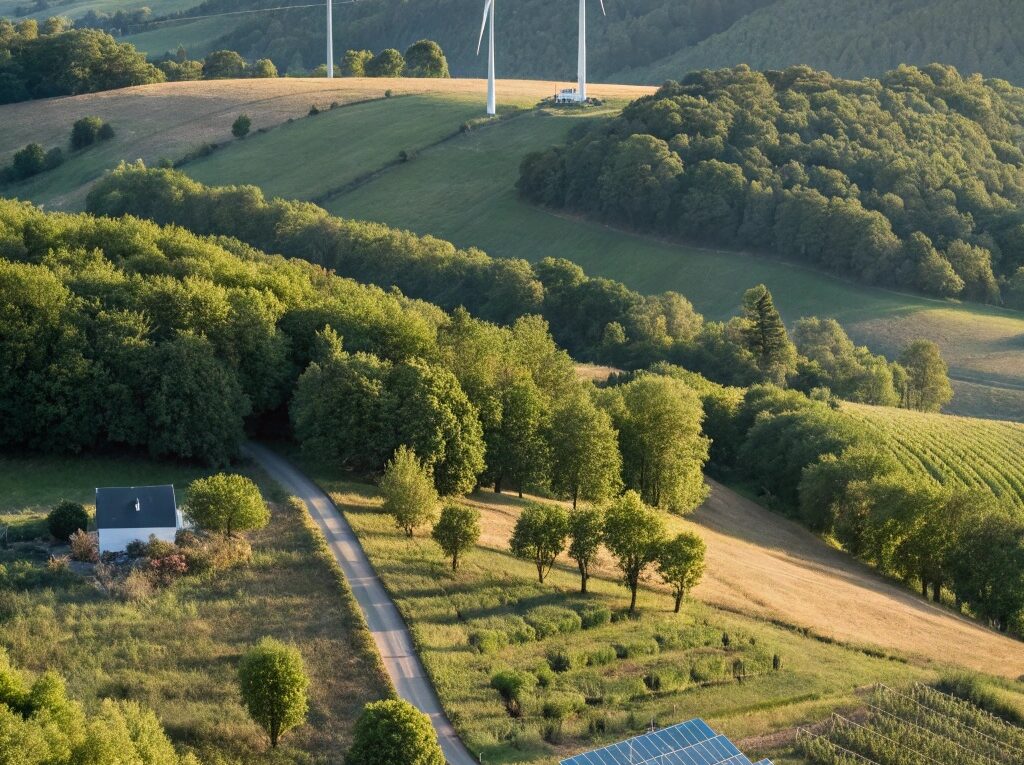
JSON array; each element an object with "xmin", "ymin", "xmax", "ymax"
[
  {"xmin": 125, "ymin": 539, "xmax": 147, "ymax": 558},
  {"xmin": 689, "ymin": 655, "xmax": 724, "ymax": 684},
  {"xmin": 346, "ymin": 698, "xmax": 444, "ymax": 765},
  {"xmin": 574, "ymin": 603, "xmax": 611, "ymax": 629},
  {"xmin": 533, "ymin": 662, "xmax": 555, "ymax": 688},
  {"xmin": 572, "ymin": 671, "xmax": 606, "ymax": 704},
  {"xmin": 546, "ymin": 646, "xmax": 584, "ymax": 673},
  {"xmin": 490, "ymin": 669, "xmax": 535, "ymax": 717},
  {"xmin": 612, "ymin": 638, "xmax": 659, "ymax": 660},
  {"xmin": 232, "ymin": 114, "xmax": 251, "ymax": 139},
  {"xmin": 541, "ymin": 692, "xmax": 585, "ymax": 720},
  {"xmin": 643, "ymin": 671, "xmax": 662, "ymax": 692},
  {"xmin": 149, "ymin": 553, "xmax": 188, "ymax": 586},
  {"xmin": 46, "ymin": 555, "xmax": 69, "ymax": 573},
  {"xmin": 468, "ymin": 629, "xmax": 507, "ymax": 655},
  {"xmin": 69, "ymin": 530, "xmax": 98, "ymax": 562},
  {"xmin": 71, "ymin": 116, "xmax": 104, "ymax": 150},
  {"xmin": 144, "ymin": 535, "xmax": 177, "ymax": 560},
  {"xmin": 98, "ymin": 122, "xmax": 115, "ymax": 141},
  {"xmin": 181, "ymin": 534, "xmax": 252, "ymax": 574},
  {"xmin": 586, "ymin": 644, "xmax": 617, "ymax": 667},
  {"xmin": 524, "ymin": 606, "xmax": 581, "ymax": 639},
  {"xmin": 47, "ymin": 501, "xmax": 89, "ymax": 542}
]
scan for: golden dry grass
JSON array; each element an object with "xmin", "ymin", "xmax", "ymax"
[
  {"xmin": 464, "ymin": 482, "xmax": 1024, "ymax": 678},
  {"xmin": 0, "ymin": 77, "xmax": 654, "ymax": 166}
]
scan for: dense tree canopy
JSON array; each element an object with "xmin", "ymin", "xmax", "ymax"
[
  {"xmin": 0, "ymin": 650, "xmax": 199, "ymax": 764},
  {"xmin": 520, "ymin": 64, "xmax": 1024, "ymax": 307},
  {"xmin": 0, "ymin": 19, "xmax": 162, "ymax": 103}
]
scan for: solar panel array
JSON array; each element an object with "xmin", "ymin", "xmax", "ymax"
[{"xmin": 559, "ymin": 718, "xmax": 773, "ymax": 765}]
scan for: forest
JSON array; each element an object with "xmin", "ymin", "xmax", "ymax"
[
  {"xmin": 519, "ymin": 64, "xmax": 1024, "ymax": 307},
  {"xmin": 0, "ymin": 17, "xmax": 162, "ymax": 103},
  {"xmin": 86, "ymin": 164, "xmax": 944, "ymax": 409}
]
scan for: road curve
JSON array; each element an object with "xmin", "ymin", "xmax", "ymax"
[{"xmin": 244, "ymin": 443, "xmax": 478, "ymax": 765}]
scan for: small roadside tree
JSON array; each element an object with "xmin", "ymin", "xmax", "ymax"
[
  {"xmin": 346, "ymin": 699, "xmax": 445, "ymax": 765},
  {"xmin": 47, "ymin": 500, "xmax": 89, "ymax": 542},
  {"xmin": 232, "ymin": 114, "xmax": 251, "ymax": 138},
  {"xmin": 567, "ymin": 505, "xmax": 603, "ymax": 594},
  {"xmin": 379, "ymin": 446, "xmax": 440, "ymax": 536},
  {"xmin": 186, "ymin": 473, "xmax": 269, "ymax": 537},
  {"xmin": 238, "ymin": 638, "xmax": 309, "ymax": 748},
  {"xmin": 602, "ymin": 491, "xmax": 666, "ymax": 613},
  {"xmin": 431, "ymin": 504, "xmax": 480, "ymax": 571},
  {"xmin": 510, "ymin": 502, "xmax": 568, "ymax": 583},
  {"xmin": 657, "ymin": 532, "xmax": 706, "ymax": 613}
]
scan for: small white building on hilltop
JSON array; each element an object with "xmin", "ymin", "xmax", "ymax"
[
  {"xmin": 95, "ymin": 485, "xmax": 182, "ymax": 554},
  {"xmin": 556, "ymin": 86, "xmax": 583, "ymax": 104}
]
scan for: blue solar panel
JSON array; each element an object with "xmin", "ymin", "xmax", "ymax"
[{"xmin": 559, "ymin": 719, "xmax": 771, "ymax": 765}]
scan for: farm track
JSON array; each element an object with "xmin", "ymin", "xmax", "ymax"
[{"xmin": 243, "ymin": 443, "xmax": 479, "ymax": 765}]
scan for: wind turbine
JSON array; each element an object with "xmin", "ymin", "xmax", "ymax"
[
  {"xmin": 476, "ymin": 0, "xmax": 496, "ymax": 115},
  {"xmin": 326, "ymin": 0, "xmax": 334, "ymax": 78},
  {"xmin": 577, "ymin": 0, "xmax": 606, "ymax": 102}
]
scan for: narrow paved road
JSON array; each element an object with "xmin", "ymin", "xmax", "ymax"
[{"xmin": 244, "ymin": 444, "xmax": 478, "ymax": 765}]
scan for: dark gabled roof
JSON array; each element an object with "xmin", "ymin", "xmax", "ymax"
[{"xmin": 95, "ymin": 485, "xmax": 177, "ymax": 530}]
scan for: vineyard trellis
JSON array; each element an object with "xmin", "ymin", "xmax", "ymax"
[{"xmin": 796, "ymin": 684, "xmax": 1024, "ymax": 765}]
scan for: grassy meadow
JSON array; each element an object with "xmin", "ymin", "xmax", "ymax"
[
  {"xmin": 0, "ymin": 454, "xmax": 390, "ymax": 763},
  {"xmin": 300, "ymin": 457, "xmax": 996, "ymax": 765}
]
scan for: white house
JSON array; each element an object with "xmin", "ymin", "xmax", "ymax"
[{"xmin": 95, "ymin": 485, "xmax": 183, "ymax": 554}]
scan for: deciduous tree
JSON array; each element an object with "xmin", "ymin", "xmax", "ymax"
[
  {"xmin": 238, "ymin": 638, "xmax": 309, "ymax": 748},
  {"xmin": 602, "ymin": 491, "xmax": 666, "ymax": 613},
  {"xmin": 657, "ymin": 532, "xmax": 706, "ymax": 612},
  {"xmin": 379, "ymin": 446, "xmax": 440, "ymax": 536},
  {"xmin": 509, "ymin": 502, "xmax": 568, "ymax": 583},
  {"xmin": 431, "ymin": 504, "xmax": 480, "ymax": 571}
]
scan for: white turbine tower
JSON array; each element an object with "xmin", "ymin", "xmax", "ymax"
[
  {"xmin": 326, "ymin": 0, "xmax": 334, "ymax": 78},
  {"xmin": 577, "ymin": 0, "xmax": 605, "ymax": 102},
  {"xmin": 476, "ymin": 0, "xmax": 496, "ymax": 115}
]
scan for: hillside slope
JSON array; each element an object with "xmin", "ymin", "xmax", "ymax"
[
  {"xmin": 461, "ymin": 477, "xmax": 1024, "ymax": 675},
  {"xmin": 77, "ymin": 0, "xmax": 1024, "ymax": 87},
  {"xmin": 3, "ymin": 78, "xmax": 1023, "ymax": 421}
]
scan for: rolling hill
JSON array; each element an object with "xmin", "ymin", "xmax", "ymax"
[
  {"xmin": 18, "ymin": 0, "xmax": 1023, "ymax": 88},
  {"xmin": 2, "ymin": 78, "xmax": 1023, "ymax": 421}
]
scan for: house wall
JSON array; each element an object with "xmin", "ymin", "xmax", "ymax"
[{"xmin": 99, "ymin": 526, "xmax": 178, "ymax": 554}]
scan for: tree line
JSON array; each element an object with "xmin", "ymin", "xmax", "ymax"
[
  {"xmin": 646, "ymin": 369, "xmax": 1024, "ymax": 634},
  {"xmin": 518, "ymin": 64, "xmax": 1024, "ymax": 309},
  {"xmin": 156, "ymin": 39, "xmax": 449, "ymax": 81},
  {"xmin": 86, "ymin": 165, "xmax": 951, "ymax": 412}
]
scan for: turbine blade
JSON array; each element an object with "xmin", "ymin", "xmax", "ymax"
[
  {"xmin": 476, "ymin": 0, "xmax": 493, "ymax": 56},
  {"xmin": 599, "ymin": 0, "xmax": 606, "ymax": 15}
]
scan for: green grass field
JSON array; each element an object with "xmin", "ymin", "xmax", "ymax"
[
  {"xmin": 120, "ymin": 16, "xmax": 240, "ymax": 59},
  {"xmin": 0, "ymin": 454, "xmax": 390, "ymax": 762},
  {"xmin": 844, "ymin": 403, "xmax": 1024, "ymax": 510},
  {"xmin": 301, "ymin": 458, "xmax": 952, "ymax": 765},
  {"xmin": 186, "ymin": 95, "xmax": 486, "ymax": 201},
  {"xmin": 171, "ymin": 92, "xmax": 1024, "ymax": 422}
]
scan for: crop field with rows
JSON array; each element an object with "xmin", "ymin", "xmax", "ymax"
[
  {"xmin": 844, "ymin": 404, "xmax": 1024, "ymax": 511},
  {"xmin": 798, "ymin": 684, "xmax": 1024, "ymax": 765}
]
